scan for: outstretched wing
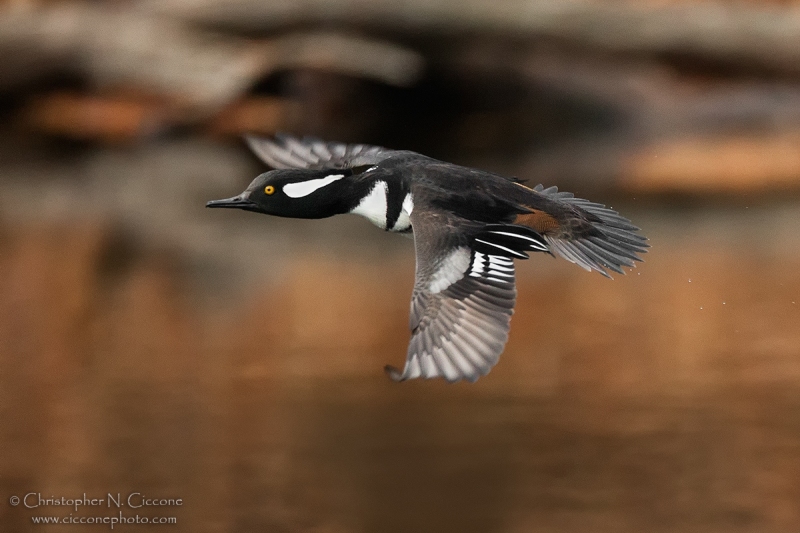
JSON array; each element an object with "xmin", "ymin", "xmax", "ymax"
[
  {"xmin": 245, "ymin": 134, "xmax": 396, "ymax": 170},
  {"xmin": 385, "ymin": 213, "xmax": 548, "ymax": 383},
  {"xmin": 514, "ymin": 184, "xmax": 649, "ymax": 278}
]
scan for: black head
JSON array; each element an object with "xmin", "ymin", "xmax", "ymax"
[{"xmin": 206, "ymin": 167, "xmax": 374, "ymax": 219}]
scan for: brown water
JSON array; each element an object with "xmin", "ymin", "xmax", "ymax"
[{"xmin": 1, "ymin": 205, "xmax": 799, "ymax": 532}]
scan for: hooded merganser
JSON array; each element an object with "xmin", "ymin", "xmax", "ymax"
[{"xmin": 207, "ymin": 135, "xmax": 648, "ymax": 383}]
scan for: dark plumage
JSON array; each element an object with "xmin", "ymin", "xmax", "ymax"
[{"xmin": 207, "ymin": 135, "xmax": 648, "ymax": 383}]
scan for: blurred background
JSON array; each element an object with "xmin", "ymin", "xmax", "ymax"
[{"xmin": 1, "ymin": 0, "xmax": 800, "ymax": 531}]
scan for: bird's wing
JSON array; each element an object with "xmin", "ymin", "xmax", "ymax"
[
  {"xmin": 245, "ymin": 134, "xmax": 395, "ymax": 170},
  {"xmin": 385, "ymin": 212, "xmax": 548, "ymax": 383},
  {"xmin": 513, "ymin": 184, "xmax": 649, "ymax": 278}
]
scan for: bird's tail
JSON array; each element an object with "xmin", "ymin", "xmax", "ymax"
[{"xmin": 515, "ymin": 185, "xmax": 649, "ymax": 278}]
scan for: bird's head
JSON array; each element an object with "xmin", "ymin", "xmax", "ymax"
[{"xmin": 206, "ymin": 167, "xmax": 365, "ymax": 219}]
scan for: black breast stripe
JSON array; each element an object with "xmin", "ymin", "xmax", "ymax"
[{"xmin": 384, "ymin": 177, "xmax": 408, "ymax": 231}]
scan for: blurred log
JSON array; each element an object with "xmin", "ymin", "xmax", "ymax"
[
  {"xmin": 0, "ymin": 5, "xmax": 261, "ymax": 112},
  {"xmin": 145, "ymin": 0, "xmax": 800, "ymax": 75},
  {"xmin": 20, "ymin": 92, "xmax": 295, "ymax": 140},
  {"xmin": 464, "ymin": 48, "xmax": 800, "ymax": 195},
  {"xmin": 206, "ymin": 97, "xmax": 294, "ymax": 136},
  {"xmin": 0, "ymin": 6, "xmax": 423, "ymax": 114},
  {"xmin": 260, "ymin": 32, "xmax": 423, "ymax": 87},
  {"xmin": 622, "ymin": 131, "xmax": 800, "ymax": 193},
  {"xmin": 22, "ymin": 92, "xmax": 172, "ymax": 142}
]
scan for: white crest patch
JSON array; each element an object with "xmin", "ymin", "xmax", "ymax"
[
  {"xmin": 350, "ymin": 181, "xmax": 389, "ymax": 228},
  {"xmin": 283, "ymin": 174, "xmax": 344, "ymax": 198},
  {"xmin": 429, "ymin": 247, "xmax": 471, "ymax": 293}
]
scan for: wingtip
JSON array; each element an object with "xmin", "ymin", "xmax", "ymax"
[
  {"xmin": 273, "ymin": 131, "xmax": 296, "ymax": 144},
  {"xmin": 384, "ymin": 365, "xmax": 405, "ymax": 382},
  {"xmin": 598, "ymin": 269, "xmax": 614, "ymax": 280},
  {"xmin": 242, "ymin": 131, "xmax": 293, "ymax": 149},
  {"xmin": 242, "ymin": 133, "xmax": 267, "ymax": 151}
]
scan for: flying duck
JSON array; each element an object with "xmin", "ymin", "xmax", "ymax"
[{"xmin": 207, "ymin": 135, "xmax": 648, "ymax": 383}]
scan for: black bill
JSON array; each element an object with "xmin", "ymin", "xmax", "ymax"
[{"xmin": 206, "ymin": 195, "xmax": 261, "ymax": 212}]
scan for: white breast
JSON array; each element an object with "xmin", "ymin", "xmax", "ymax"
[
  {"xmin": 391, "ymin": 193, "xmax": 414, "ymax": 232},
  {"xmin": 350, "ymin": 181, "xmax": 389, "ymax": 229}
]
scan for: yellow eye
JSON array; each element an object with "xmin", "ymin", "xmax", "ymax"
[{"xmin": 264, "ymin": 185, "xmax": 275, "ymax": 195}]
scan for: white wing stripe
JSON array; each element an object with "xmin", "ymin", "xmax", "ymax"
[
  {"xmin": 474, "ymin": 239, "xmax": 528, "ymax": 259},
  {"xmin": 486, "ymin": 262, "xmax": 513, "ymax": 272},
  {"xmin": 488, "ymin": 231, "xmax": 548, "ymax": 249}
]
